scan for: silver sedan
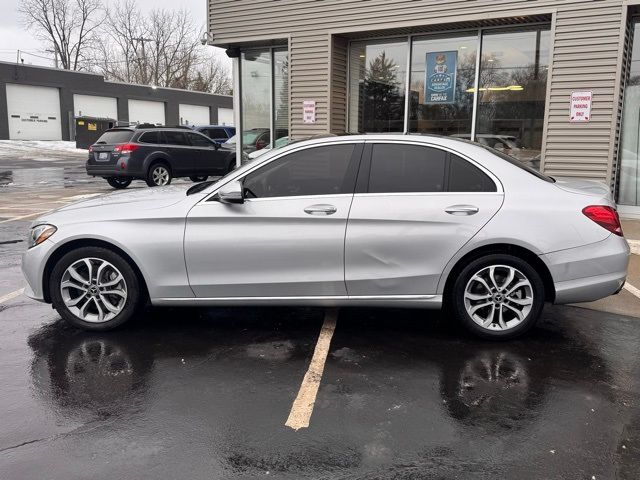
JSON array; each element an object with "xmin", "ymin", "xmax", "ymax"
[{"xmin": 22, "ymin": 135, "xmax": 630, "ymax": 339}]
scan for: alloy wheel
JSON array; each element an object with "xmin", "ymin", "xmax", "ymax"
[
  {"xmin": 151, "ymin": 166, "xmax": 170, "ymax": 186},
  {"xmin": 463, "ymin": 264, "xmax": 533, "ymax": 331},
  {"xmin": 60, "ymin": 258, "xmax": 128, "ymax": 323}
]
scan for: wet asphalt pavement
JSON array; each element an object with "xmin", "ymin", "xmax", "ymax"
[{"xmin": 1, "ymin": 147, "xmax": 640, "ymax": 479}]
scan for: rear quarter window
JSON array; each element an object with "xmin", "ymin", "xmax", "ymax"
[
  {"xmin": 448, "ymin": 154, "xmax": 497, "ymax": 192},
  {"xmin": 138, "ymin": 131, "xmax": 162, "ymax": 144}
]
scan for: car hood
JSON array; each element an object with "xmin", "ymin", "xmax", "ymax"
[{"xmin": 35, "ymin": 185, "xmax": 193, "ymax": 225}]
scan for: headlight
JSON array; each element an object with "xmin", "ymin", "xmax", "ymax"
[{"xmin": 28, "ymin": 224, "xmax": 57, "ymax": 248}]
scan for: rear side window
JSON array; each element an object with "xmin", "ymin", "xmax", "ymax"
[
  {"xmin": 368, "ymin": 144, "xmax": 446, "ymax": 193},
  {"xmin": 95, "ymin": 130, "xmax": 134, "ymax": 144},
  {"xmin": 243, "ymin": 144, "xmax": 357, "ymax": 198},
  {"xmin": 138, "ymin": 131, "xmax": 162, "ymax": 144},
  {"xmin": 448, "ymin": 154, "xmax": 496, "ymax": 192},
  {"xmin": 162, "ymin": 131, "xmax": 188, "ymax": 146}
]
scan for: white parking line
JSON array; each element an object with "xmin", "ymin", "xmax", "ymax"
[
  {"xmin": 623, "ymin": 281, "xmax": 640, "ymax": 300},
  {"xmin": 0, "ymin": 211, "xmax": 49, "ymax": 224},
  {"xmin": 285, "ymin": 308, "xmax": 338, "ymax": 431},
  {"xmin": 0, "ymin": 288, "xmax": 24, "ymax": 305}
]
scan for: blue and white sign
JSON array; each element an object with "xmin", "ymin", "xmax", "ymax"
[{"xmin": 425, "ymin": 51, "xmax": 457, "ymax": 105}]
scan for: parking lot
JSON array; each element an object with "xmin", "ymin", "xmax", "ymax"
[{"xmin": 2, "ymin": 144, "xmax": 640, "ymax": 479}]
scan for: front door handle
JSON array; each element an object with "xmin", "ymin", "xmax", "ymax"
[
  {"xmin": 445, "ymin": 204, "xmax": 479, "ymax": 215},
  {"xmin": 304, "ymin": 204, "xmax": 337, "ymax": 215}
]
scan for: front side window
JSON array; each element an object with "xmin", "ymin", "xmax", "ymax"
[
  {"xmin": 187, "ymin": 132, "xmax": 213, "ymax": 147},
  {"xmin": 243, "ymin": 144, "xmax": 357, "ymax": 198},
  {"xmin": 368, "ymin": 144, "xmax": 446, "ymax": 193},
  {"xmin": 163, "ymin": 131, "xmax": 188, "ymax": 146}
]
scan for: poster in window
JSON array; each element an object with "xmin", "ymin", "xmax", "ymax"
[{"xmin": 424, "ymin": 51, "xmax": 457, "ymax": 105}]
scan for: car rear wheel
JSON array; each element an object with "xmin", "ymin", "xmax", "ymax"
[
  {"xmin": 189, "ymin": 175, "xmax": 208, "ymax": 182},
  {"xmin": 50, "ymin": 247, "xmax": 142, "ymax": 331},
  {"xmin": 146, "ymin": 163, "xmax": 172, "ymax": 187},
  {"xmin": 106, "ymin": 177, "xmax": 132, "ymax": 189},
  {"xmin": 450, "ymin": 254, "xmax": 545, "ymax": 339}
]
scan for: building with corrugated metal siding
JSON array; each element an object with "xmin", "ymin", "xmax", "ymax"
[{"xmin": 208, "ymin": 0, "xmax": 640, "ymax": 217}]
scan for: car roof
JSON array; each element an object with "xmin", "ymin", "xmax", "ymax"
[{"xmin": 194, "ymin": 125, "xmax": 235, "ymax": 129}]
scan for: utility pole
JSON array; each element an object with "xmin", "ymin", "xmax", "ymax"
[
  {"xmin": 135, "ymin": 37, "xmax": 155, "ymax": 84},
  {"xmin": 45, "ymin": 45, "xmax": 59, "ymax": 69}
]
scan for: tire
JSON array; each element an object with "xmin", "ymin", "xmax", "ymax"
[
  {"xmin": 106, "ymin": 177, "xmax": 132, "ymax": 189},
  {"xmin": 146, "ymin": 163, "xmax": 172, "ymax": 187},
  {"xmin": 189, "ymin": 175, "xmax": 208, "ymax": 182},
  {"xmin": 450, "ymin": 254, "xmax": 544, "ymax": 340},
  {"xmin": 49, "ymin": 246, "xmax": 143, "ymax": 331}
]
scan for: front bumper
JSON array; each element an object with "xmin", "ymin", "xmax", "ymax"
[
  {"xmin": 21, "ymin": 239, "xmax": 56, "ymax": 303},
  {"xmin": 543, "ymin": 234, "xmax": 630, "ymax": 304}
]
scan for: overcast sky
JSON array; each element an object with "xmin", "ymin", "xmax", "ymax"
[{"xmin": 0, "ymin": 0, "xmax": 218, "ymax": 67}]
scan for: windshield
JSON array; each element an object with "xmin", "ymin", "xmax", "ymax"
[
  {"xmin": 95, "ymin": 130, "xmax": 134, "ymax": 144},
  {"xmin": 223, "ymin": 130, "xmax": 266, "ymax": 146}
]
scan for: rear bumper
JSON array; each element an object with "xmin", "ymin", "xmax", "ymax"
[{"xmin": 542, "ymin": 234, "xmax": 630, "ymax": 304}]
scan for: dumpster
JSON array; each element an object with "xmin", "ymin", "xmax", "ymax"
[{"xmin": 75, "ymin": 116, "xmax": 116, "ymax": 149}]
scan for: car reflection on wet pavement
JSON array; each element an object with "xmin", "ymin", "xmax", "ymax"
[{"xmin": 1, "ymin": 299, "xmax": 639, "ymax": 479}]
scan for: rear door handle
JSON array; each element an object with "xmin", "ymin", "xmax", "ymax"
[
  {"xmin": 304, "ymin": 204, "xmax": 337, "ymax": 215},
  {"xmin": 445, "ymin": 204, "xmax": 479, "ymax": 215}
]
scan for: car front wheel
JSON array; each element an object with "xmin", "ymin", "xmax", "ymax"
[
  {"xmin": 106, "ymin": 177, "xmax": 132, "ymax": 189},
  {"xmin": 146, "ymin": 163, "xmax": 172, "ymax": 187},
  {"xmin": 451, "ymin": 254, "xmax": 545, "ymax": 339},
  {"xmin": 50, "ymin": 247, "xmax": 142, "ymax": 331}
]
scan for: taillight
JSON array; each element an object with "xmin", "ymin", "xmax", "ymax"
[
  {"xmin": 582, "ymin": 205, "xmax": 623, "ymax": 236},
  {"xmin": 88, "ymin": 145, "xmax": 93, "ymax": 153},
  {"xmin": 114, "ymin": 143, "xmax": 138, "ymax": 154}
]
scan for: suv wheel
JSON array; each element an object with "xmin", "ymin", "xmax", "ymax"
[
  {"xmin": 450, "ymin": 254, "xmax": 545, "ymax": 340},
  {"xmin": 146, "ymin": 163, "xmax": 172, "ymax": 187},
  {"xmin": 50, "ymin": 247, "xmax": 143, "ymax": 331},
  {"xmin": 106, "ymin": 177, "xmax": 132, "ymax": 189},
  {"xmin": 189, "ymin": 175, "xmax": 208, "ymax": 182}
]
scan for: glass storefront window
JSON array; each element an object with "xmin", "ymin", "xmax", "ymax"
[
  {"xmin": 274, "ymin": 49, "xmax": 289, "ymax": 145},
  {"xmin": 409, "ymin": 33, "xmax": 478, "ymax": 136},
  {"xmin": 348, "ymin": 40, "xmax": 407, "ymax": 133},
  {"xmin": 241, "ymin": 50, "xmax": 272, "ymax": 154},
  {"xmin": 475, "ymin": 28, "xmax": 550, "ymax": 170},
  {"xmin": 618, "ymin": 22, "xmax": 640, "ymax": 207}
]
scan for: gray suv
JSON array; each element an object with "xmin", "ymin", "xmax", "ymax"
[{"xmin": 86, "ymin": 126, "xmax": 236, "ymax": 188}]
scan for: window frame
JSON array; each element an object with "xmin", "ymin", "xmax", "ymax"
[{"xmin": 356, "ymin": 140, "xmax": 500, "ymax": 195}]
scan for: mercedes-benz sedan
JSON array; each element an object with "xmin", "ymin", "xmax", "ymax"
[{"xmin": 22, "ymin": 135, "xmax": 630, "ymax": 339}]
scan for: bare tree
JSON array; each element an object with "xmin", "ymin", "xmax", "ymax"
[
  {"xmin": 19, "ymin": 0, "xmax": 103, "ymax": 70},
  {"xmin": 93, "ymin": 0, "xmax": 232, "ymax": 95}
]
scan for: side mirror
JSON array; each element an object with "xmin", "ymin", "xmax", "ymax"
[{"xmin": 218, "ymin": 180, "xmax": 244, "ymax": 204}]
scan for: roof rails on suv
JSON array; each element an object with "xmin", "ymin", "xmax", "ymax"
[{"xmin": 134, "ymin": 124, "xmax": 193, "ymax": 130}]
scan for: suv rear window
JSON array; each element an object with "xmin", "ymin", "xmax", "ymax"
[{"xmin": 95, "ymin": 130, "xmax": 134, "ymax": 144}]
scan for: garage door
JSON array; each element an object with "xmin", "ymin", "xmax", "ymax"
[
  {"xmin": 74, "ymin": 94, "xmax": 118, "ymax": 119},
  {"xmin": 179, "ymin": 104, "xmax": 210, "ymax": 126},
  {"xmin": 6, "ymin": 84, "xmax": 62, "ymax": 140},
  {"xmin": 218, "ymin": 107, "xmax": 234, "ymax": 126},
  {"xmin": 128, "ymin": 99, "xmax": 165, "ymax": 126}
]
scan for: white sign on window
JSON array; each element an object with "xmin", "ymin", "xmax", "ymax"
[
  {"xmin": 570, "ymin": 91, "xmax": 592, "ymax": 123},
  {"xmin": 303, "ymin": 100, "xmax": 316, "ymax": 124}
]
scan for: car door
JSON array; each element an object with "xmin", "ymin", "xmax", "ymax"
[
  {"xmin": 161, "ymin": 130, "xmax": 193, "ymax": 174},
  {"xmin": 185, "ymin": 131, "xmax": 223, "ymax": 175},
  {"xmin": 345, "ymin": 141, "xmax": 504, "ymax": 296},
  {"xmin": 184, "ymin": 142, "xmax": 364, "ymax": 298}
]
